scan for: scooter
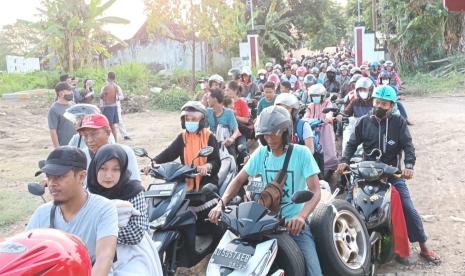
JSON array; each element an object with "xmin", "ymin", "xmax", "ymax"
[
  {"xmin": 204, "ymin": 182, "xmax": 314, "ymax": 276},
  {"xmin": 133, "ymin": 146, "xmax": 223, "ymax": 276}
]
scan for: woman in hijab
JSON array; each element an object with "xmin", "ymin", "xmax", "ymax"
[{"xmin": 87, "ymin": 144, "xmax": 162, "ymax": 276}]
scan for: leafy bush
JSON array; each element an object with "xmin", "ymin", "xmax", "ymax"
[
  {"xmin": 404, "ymin": 72, "xmax": 465, "ymax": 96},
  {"xmin": 152, "ymin": 87, "xmax": 192, "ymax": 111},
  {"xmin": 0, "ymin": 71, "xmax": 58, "ymax": 94}
]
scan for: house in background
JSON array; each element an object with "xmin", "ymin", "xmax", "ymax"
[{"xmin": 106, "ymin": 21, "xmax": 227, "ymax": 72}]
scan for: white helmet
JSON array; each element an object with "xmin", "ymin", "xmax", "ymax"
[
  {"xmin": 275, "ymin": 93, "xmax": 300, "ymax": 110},
  {"xmin": 241, "ymin": 66, "xmax": 252, "ymax": 76},
  {"xmin": 307, "ymin": 83, "xmax": 327, "ymax": 96},
  {"xmin": 208, "ymin": 74, "xmax": 224, "ymax": 84}
]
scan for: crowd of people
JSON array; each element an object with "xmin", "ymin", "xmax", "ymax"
[{"xmin": 19, "ymin": 50, "xmax": 439, "ymax": 276}]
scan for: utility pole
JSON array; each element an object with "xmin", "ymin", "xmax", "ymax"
[
  {"xmin": 357, "ymin": 0, "xmax": 361, "ymax": 23},
  {"xmin": 372, "ymin": 0, "xmax": 377, "ymax": 32},
  {"xmin": 249, "ymin": 0, "xmax": 254, "ymax": 30}
]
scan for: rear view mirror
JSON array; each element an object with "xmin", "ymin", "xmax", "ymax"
[
  {"xmin": 237, "ymin": 144, "xmax": 247, "ymax": 154},
  {"xmin": 292, "ymin": 191, "xmax": 313, "ymax": 204},
  {"xmin": 133, "ymin": 147, "xmax": 148, "ymax": 157},
  {"xmin": 198, "ymin": 146, "xmax": 214, "ymax": 157},
  {"xmin": 322, "ymin": 107, "xmax": 339, "ymax": 114},
  {"xmin": 28, "ymin": 182, "xmax": 45, "ymax": 196},
  {"xmin": 201, "ymin": 183, "xmax": 219, "ymax": 196}
]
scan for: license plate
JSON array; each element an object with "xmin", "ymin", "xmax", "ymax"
[
  {"xmin": 247, "ymin": 180, "xmax": 266, "ymax": 194},
  {"xmin": 212, "ymin": 242, "xmax": 255, "ymax": 270},
  {"xmin": 146, "ymin": 183, "xmax": 176, "ymax": 197}
]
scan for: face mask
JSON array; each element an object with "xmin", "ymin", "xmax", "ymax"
[
  {"xmin": 64, "ymin": 94, "xmax": 73, "ymax": 101},
  {"xmin": 185, "ymin": 121, "xmax": 200, "ymax": 133},
  {"xmin": 200, "ymin": 83, "xmax": 206, "ymax": 90},
  {"xmin": 259, "ymin": 75, "xmax": 265, "ymax": 80},
  {"xmin": 359, "ymin": 92, "xmax": 369, "ymax": 100},
  {"xmin": 373, "ymin": 106, "xmax": 388, "ymax": 119},
  {"xmin": 298, "ymin": 76, "xmax": 304, "ymax": 81},
  {"xmin": 312, "ymin": 96, "xmax": 321, "ymax": 104},
  {"xmin": 382, "ymin": 79, "xmax": 389, "ymax": 85}
]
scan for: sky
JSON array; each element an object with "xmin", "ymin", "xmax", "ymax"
[
  {"xmin": 0, "ymin": 0, "xmax": 147, "ymax": 40},
  {"xmin": 0, "ymin": 0, "xmax": 348, "ymax": 40}
]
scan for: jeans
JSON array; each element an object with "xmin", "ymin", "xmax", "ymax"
[
  {"xmin": 290, "ymin": 222, "xmax": 323, "ymax": 276},
  {"xmin": 390, "ymin": 178, "xmax": 427, "ymax": 243},
  {"xmin": 396, "ymin": 102, "xmax": 409, "ymax": 120}
]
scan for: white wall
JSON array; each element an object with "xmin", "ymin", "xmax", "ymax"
[{"xmin": 6, "ymin": 55, "xmax": 40, "ymax": 73}]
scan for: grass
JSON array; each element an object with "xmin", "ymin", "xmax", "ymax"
[
  {"xmin": 403, "ymin": 71, "xmax": 465, "ymax": 96},
  {"xmin": 0, "ymin": 187, "xmax": 42, "ymax": 233}
]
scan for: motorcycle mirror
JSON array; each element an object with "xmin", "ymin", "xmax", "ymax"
[
  {"xmin": 28, "ymin": 182, "xmax": 45, "ymax": 196},
  {"xmin": 197, "ymin": 146, "xmax": 214, "ymax": 157},
  {"xmin": 322, "ymin": 107, "xmax": 339, "ymax": 114},
  {"xmin": 291, "ymin": 191, "xmax": 314, "ymax": 204},
  {"xmin": 38, "ymin": 160, "xmax": 46, "ymax": 169},
  {"xmin": 200, "ymin": 183, "xmax": 219, "ymax": 197},
  {"xmin": 237, "ymin": 144, "xmax": 247, "ymax": 154},
  {"xmin": 133, "ymin": 147, "xmax": 148, "ymax": 157}
]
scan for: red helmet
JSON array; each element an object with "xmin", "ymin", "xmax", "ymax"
[
  {"xmin": 296, "ymin": 66, "xmax": 307, "ymax": 77},
  {"xmin": 0, "ymin": 229, "xmax": 92, "ymax": 276},
  {"xmin": 267, "ymin": 73, "xmax": 281, "ymax": 86}
]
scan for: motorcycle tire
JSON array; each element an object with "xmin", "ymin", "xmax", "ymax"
[
  {"xmin": 266, "ymin": 233, "xmax": 306, "ymax": 276},
  {"xmin": 310, "ymin": 199, "xmax": 371, "ymax": 276}
]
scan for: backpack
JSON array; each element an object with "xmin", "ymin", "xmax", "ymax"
[{"xmin": 293, "ymin": 119, "xmax": 306, "ymax": 145}]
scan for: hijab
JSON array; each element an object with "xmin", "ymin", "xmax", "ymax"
[{"xmin": 87, "ymin": 144, "xmax": 144, "ymax": 200}]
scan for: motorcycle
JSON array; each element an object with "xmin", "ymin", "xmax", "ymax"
[
  {"xmin": 133, "ymin": 146, "xmax": 225, "ymax": 275},
  {"xmin": 311, "ymin": 148, "xmax": 400, "ymax": 275},
  {"xmin": 204, "ymin": 182, "xmax": 314, "ymax": 276}
]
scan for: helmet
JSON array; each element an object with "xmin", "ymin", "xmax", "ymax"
[
  {"xmin": 265, "ymin": 62, "xmax": 273, "ymax": 69},
  {"xmin": 227, "ymin": 68, "xmax": 241, "ymax": 80},
  {"xmin": 304, "ymin": 74, "xmax": 316, "ymax": 85},
  {"xmin": 273, "ymin": 64, "xmax": 282, "ymax": 71},
  {"xmin": 350, "ymin": 67, "xmax": 361, "ymax": 75},
  {"xmin": 319, "ymin": 63, "xmax": 327, "ymax": 70},
  {"xmin": 209, "ymin": 74, "xmax": 224, "ymax": 85},
  {"xmin": 360, "ymin": 64, "xmax": 369, "ymax": 71},
  {"xmin": 267, "ymin": 73, "xmax": 281, "ymax": 86},
  {"xmin": 64, "ymin": 103, "xmax": 100, "ymax": 123},
  {"xmin": 355, "ymin": 77, "xmax": 374, "ymax": 92},
  {"xmin": 307, "ymin": 83, "xmax": 327, "ymax": 96},
  {"xmin": 385, "ymin": 60, "xmax": 394, "ymax": 67},
  {"xmin": 371, "ymin": 61, "xmax": 380, "ymax": 68},
  {"xmin": 0, "ymin": 228, "xmax": 91, "ymax": 275},
  {"xmin": 180, "ymin": 101, "xmax": 207, "ymax": 130},
  {"xmin": 326, "ymin": 66, "xmax": 337, "ymax": 73},
  {"xmin": 255, "ymin": 105, "xmax": 292, "ymax": 146},
  {"xmin": 310, "ymin": 67, "xmax": 320, "ymax": 75},
  {"xmin": 275, "ymin": 93, "xmax": 300, "ymax": 110},
  {"xmin": 257, "ymin": 69, "xmax": 267, "ymax": 75},
  {"xmin": 349, "ymin": 73, "xmax": 362, "ymax": 84},
  {"xmin": 290, "ymin": 58, "xmax": 298, "ymax": 65},
  {"xmin": 373, "ymin": 85, "xmax": 397, "ymax": 103},
  {"xmin": 340, "ymin": 65, "xmax": 349, "ymax": 71},
  {"xmin": 241, "ymin": 66, "xmax": 252, "ymax": 76},
  {"xmin": 379, "ymin": 70, "xmax": 390, "ymax": 79},
  {"xmin": 296, "ymin": 66, "xmax": 307, "ymax": 77},
  {"xmin": 348, "ymin": 64, "xmax": 354, "ymax": 70},
  {"xmin": 291, "ymin": 64, "xmax": 298, "ymax": 71}
]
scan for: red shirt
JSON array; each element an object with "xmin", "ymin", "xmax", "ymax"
[{"xmin": 233, "ymin": 98, "xmax": 250, "ymax": 118}]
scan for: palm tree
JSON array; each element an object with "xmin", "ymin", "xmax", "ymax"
[{"xmin": 255, "ymin": 0, "xmax": 296, "ymax": 59}]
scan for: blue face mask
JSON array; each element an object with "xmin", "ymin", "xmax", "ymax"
[
  {"xmin": 312, "ymin": 96, "xmax": 321, "ymax": 104},
  {"xmin": 185, "ymin": 121, "xmax": 200, "ymax": 133}
]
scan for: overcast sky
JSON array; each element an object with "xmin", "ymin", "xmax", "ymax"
[
  {"xmin": 0, "ymin": 0, "xmax": 348, "ymax": 40},
  {"xmin": 0, "ymin": 0, "xmax": 147, "ymax": 40}
]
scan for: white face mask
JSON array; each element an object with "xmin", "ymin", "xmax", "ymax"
[
  {"xmin": 382, "ymin": 79, "xmax": 389, "ymax": 85},
  {"xmin": 359, "ymin": 92, "xmax": 369, "ymax": 100},
  {"xmin": 200, "ymin": 83, "xmax": 206, "ymax": 90}
]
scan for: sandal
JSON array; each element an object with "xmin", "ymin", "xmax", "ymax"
[{"xmin": 420, "ymin": 250, "xmax": 441, "ymax": 264}]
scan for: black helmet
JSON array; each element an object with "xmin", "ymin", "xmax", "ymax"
[
  {"xmin": 227, "ymin": 68, "xmax": 241, "ymax": 80},
  {"xmin": 255, "ymin": 105, "xmax": 292, "ymax": 147},
  {"xmin": 180, "ymin": 101, "xmax": 207, "ymax": 131}
]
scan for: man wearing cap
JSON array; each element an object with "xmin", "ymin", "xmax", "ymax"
[
  {"xmin": 27, "ymin": 146, "xmax": 118, "ymax": 276},
  {"xmin": 48, "ymin": 82, "xmax": 77, "ymax": 148},
  {"xmin": 77, "ymin": 114, "xmax": 140, "ymax": 183}
]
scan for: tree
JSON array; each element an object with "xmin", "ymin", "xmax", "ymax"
[{"xmin": 32, "ymin": 0, "xmax": 128, "ymax": 72}]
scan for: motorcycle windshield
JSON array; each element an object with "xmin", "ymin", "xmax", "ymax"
[
  {"xmin": 154, "ymin": 162, "xmax": 196, "ymax": 181},
  {"xmin": 223, "ymin": 202, "xmax": 279, "ymax": 238}
]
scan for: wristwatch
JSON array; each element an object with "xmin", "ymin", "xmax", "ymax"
[{"xmin": 405, "ymin": 163, "xmax": 414, "ymax": 170}]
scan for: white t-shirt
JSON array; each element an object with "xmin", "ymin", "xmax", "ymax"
[{"xmin": 302, "ymin": 122, "xmax": 314, "ymax": 140}]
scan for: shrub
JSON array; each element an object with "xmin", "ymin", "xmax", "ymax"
[{"xmin": 152, "ymin": 87, "xmax": 192, "ymax": 111}]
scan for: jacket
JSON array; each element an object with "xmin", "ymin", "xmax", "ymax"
[{"xmin": 341, "ymin": 112, "xmax": 416, "ymax": 168}]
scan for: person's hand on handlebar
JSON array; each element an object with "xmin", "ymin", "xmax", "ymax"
[
  {"xmin": 402, "ymin": 168, "xmax": 414, "ymax": 180},
  {"xmin": 208, "ymin": 202, "xmax": 223, "ymax": 225},
  {"xmin": 142, "ymin": 163, "xmax": 154, "ymax": 175},
  {"xmin": 336, "ymin": 162, "xmax": 349, "ymax": 174},
  {"xmin": 336, "ymin": 114, "xmax": 343, "ymax": 123},
  {"xmin": 196, "ymin": 163, "xmax": 211, "ymax": 176}
]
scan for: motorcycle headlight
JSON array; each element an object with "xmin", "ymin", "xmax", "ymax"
[
  {"xmin": 150, "ymin": 212, "xmax": 169, "ymax": 229},
  {"xmin": 358, "ymin": 167, "xmax": 382, "ymax": 181}
]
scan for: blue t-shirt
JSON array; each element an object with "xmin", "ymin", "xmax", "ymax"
[
  {"xmin": 244, "ymin": 144, "xmax": 320, "ymax": 219},
  {"xmin": 281, "ymin": 74, "xmax": 298, "ymax": 89},
  {"xmin": 207, "ymin": 107, "xmax": 238, "ymax": 132},
  {"xmin": 257, "ymin": 96, "xmax": 276, "ymax": 115}
]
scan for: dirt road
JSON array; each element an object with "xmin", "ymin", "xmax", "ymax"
[{"xmin": 0, "ymin": 95, "xmax": 464, "ymax": 275}]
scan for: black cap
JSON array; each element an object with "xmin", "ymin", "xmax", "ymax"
[
  {"xmin": 35, "ymin": 146, "xmax": 87, "ymax": 176},
  {"xmin": 55, "ymin": 82, "xmax": 73, "ymax": 93}
]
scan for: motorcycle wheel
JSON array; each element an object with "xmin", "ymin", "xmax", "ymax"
[
  {"xmin": 311, "ymin": 199, "xmax": 371, "ymax": 276},
  {"xmin": 266, "ymin": 233, "xmax": 306, "ymax": 276}
]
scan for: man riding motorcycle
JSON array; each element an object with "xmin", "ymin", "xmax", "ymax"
[
  {"xmin": 209, "ymin": 105, "xmax": 323, "ymax": 276},
  {"xmin": 336, "ymin": 85, "xmax": 441, "ymax": 264}
]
